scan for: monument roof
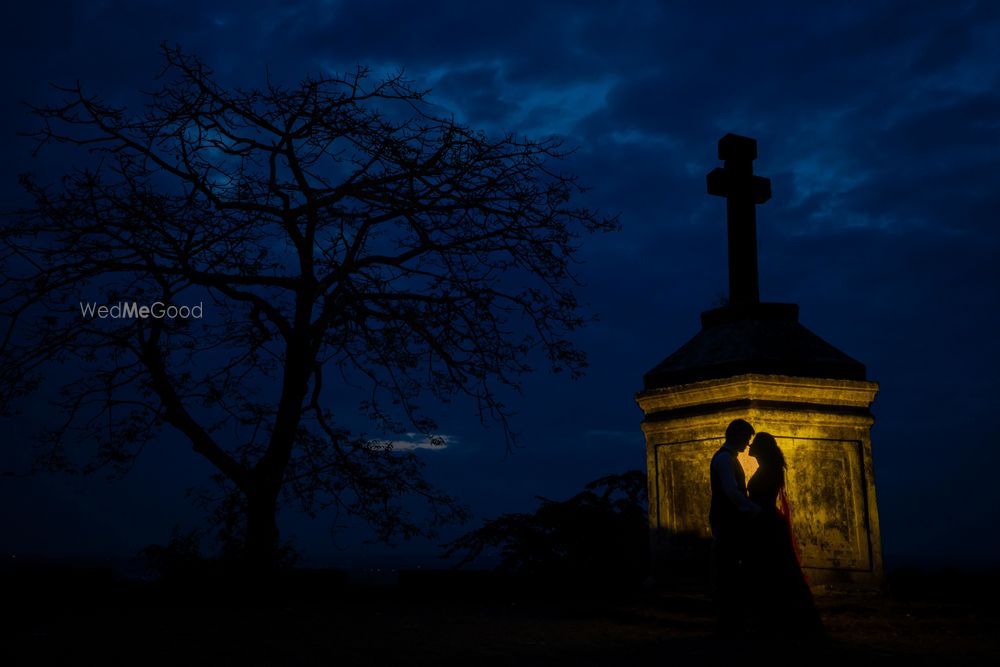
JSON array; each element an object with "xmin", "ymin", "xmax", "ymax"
[
  {"xmin": 642, "ymin": 302, "xmax": 867, "ymax": 390},
  {"xmin": 641, "ymin": 133, "xmax": 868, "ymax": 390}
]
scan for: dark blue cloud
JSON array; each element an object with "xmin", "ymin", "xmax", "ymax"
[{"xmin": 1, "ymin": 0, "xmax": 999, "ymax": 568}]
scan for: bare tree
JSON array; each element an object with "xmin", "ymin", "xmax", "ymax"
[{"xmin": 0, "ymin": 45, "xmax": 618, "ymax": 570}]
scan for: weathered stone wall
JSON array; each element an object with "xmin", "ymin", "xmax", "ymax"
[{"xmin": 637, "ymin": 373, "xmax": 883, "ymax": 591}]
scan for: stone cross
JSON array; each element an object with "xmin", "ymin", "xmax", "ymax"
[{"xmin": 706, "ymin": 133, "xmax": 771, "ymax": 306}]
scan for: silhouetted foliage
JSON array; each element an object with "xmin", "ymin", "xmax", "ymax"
[
  {"xmin": 443, "ymin": 470, "xmax": 648, "ymax": 587},
  {"xmin": 139, "ymin": 525, "xmax": 298, "ymax": 585},
  {"xmin": 138, "ymin": 527, "xmax": 211, "ymax": 580},
  {"xmin": 0, "ymin": 44, "xmax": 618, "ymax": 569}
]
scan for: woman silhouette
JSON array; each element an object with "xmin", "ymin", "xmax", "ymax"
[{"xmin": 746, "ymin": 432, "xmax": 824, "ymax": 637}]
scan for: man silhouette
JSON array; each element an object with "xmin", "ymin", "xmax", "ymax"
[{"xmin": 709, "ymin": 418, "xmax": 761, "ymax": 633}]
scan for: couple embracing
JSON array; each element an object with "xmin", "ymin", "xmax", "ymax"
[{"xmin": 709, "ymin": 419, "xmax": 824, "ymax": 637}]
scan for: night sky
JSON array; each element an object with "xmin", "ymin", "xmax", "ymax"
[{"xmin": 2, "ymin": 0, "xmax": 999, "ymax": 572}]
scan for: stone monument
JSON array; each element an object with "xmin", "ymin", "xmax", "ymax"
[{"xmin": 636, "ymin": 134, "xmax": 883, "ymax": 592}]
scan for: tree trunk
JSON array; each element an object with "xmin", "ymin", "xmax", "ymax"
[
  {"xmin": 241, "ymin": 338, "xmax": 311, "ymax": 575},
  {"xmin": 244, "ymin": 485, "xmax": 281, "ymax": 575}
]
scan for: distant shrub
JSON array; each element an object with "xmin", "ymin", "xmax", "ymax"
[{"xmin": 442, "ymin": 470, "xmax": 648, "ymax": 588}]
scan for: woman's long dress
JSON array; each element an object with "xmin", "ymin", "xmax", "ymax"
[{"xmin": 746, "ymin": 466, "xmax": 824, "ymax": 636}]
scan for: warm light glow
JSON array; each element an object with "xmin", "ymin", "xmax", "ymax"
[
  {"xmin": 637, "ymin": 373, "xmax": 883, "ymax": 590},
  {"xmin": 738, "ymin": 450, "xmax": 759, "ymax": 487}
]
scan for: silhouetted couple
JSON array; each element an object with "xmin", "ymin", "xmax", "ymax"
[{"xmin": 709, "ymin": 419, "xmax": 824, "ymax": 638}]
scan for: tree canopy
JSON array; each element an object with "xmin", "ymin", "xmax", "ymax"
[
  {"xmin": 443, "ymin": 470, "xmax": 648, "ymax": 587},
  {"xmin": 0, "ymin": 45, "xmax": 619, "ymax": 568}
]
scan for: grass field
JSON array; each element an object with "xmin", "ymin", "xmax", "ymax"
[{"xmin": 3, "ymin": 569, "xmax": 998, "ymax": 665}]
